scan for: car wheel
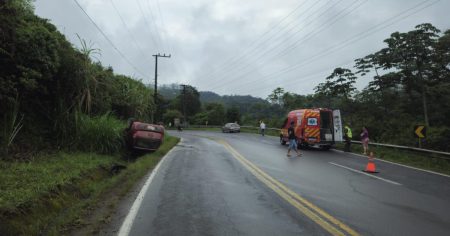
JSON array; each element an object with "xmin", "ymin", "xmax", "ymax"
[{"xmin": 298, "ymin": 140, "xmax": 307, "ymax": 149}]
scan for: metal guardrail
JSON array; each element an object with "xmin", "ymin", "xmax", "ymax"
[
  {"xmin": 184, "ymin": 125, "xmax": 450, "ymax": 157},
  {"xmin": 350, "ymin": 140, "xmax": 450, "ymax": 158},
  {"xmin": 240, "ymin": 125, "xmax": 281, "ymax": 131}
]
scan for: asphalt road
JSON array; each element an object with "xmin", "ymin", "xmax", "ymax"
[{"xmin": 118, "ymin": 130, "xmax": 450, "ymax": 236}]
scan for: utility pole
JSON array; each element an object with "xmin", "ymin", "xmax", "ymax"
[
  {"xmin": 152, "ymin": 53, "xmax": 171, "ymax": 123},
  {"xmin": 181, "ymin": 84, "xmax": 187, "ymax": 126}
]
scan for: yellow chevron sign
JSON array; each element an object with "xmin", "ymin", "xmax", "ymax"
[{"xmin": 414, "ymin": 125, "xmax": 426, "ymax": 138}]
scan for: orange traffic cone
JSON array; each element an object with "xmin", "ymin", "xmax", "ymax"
[{"xmin": 363, "ymin": 152, "xmax": 379, "ymax": 173}]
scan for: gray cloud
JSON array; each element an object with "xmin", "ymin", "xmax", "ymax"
[{"xmin": 34, "ymin": 0, "xmax": 450, "ymax": 98}]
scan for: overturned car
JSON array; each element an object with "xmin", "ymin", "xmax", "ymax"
[{"xmin": 125, "ymin": 121, "xmax": 165, "ymax": 152}]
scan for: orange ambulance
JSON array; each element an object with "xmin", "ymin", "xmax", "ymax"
[{"xmin": 280, "ymin": 108, "xmax": 343, "ymax": 150}]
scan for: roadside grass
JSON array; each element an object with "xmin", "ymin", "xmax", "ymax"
[
  {"xmin": 335, "ymin": 142, "xmax": 450, "ymax": 175},
  {"xmin": 74, "ymin": 113, "xmax": 126, "ymax": 154},
  {"xmin": 0, "ymin": 152, "xmax": 119, "ymax": 214},
  {"xmin": 0, "ymin": 135, "xmax": 179, "ymax": 235}
]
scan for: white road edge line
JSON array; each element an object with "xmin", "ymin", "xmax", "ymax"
[
  {"xmin": 329, "ymin": 162, "xmax": 402, "ymax": 186},
  {"xmin": 117, "ymin": 138, "xmax": 182, "ymax": 236},
  {"xmin": 333, "ymin": 149, "xmax": 450, "ymax": 179}
]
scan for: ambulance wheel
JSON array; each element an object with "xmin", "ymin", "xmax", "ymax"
[
  {"xmin": 298, "ymin": 141, "xmax": 308, "ymax": 149},
  {"xmin": 280, "ymin": 136, "xmax": 286, "ymax": 145}
]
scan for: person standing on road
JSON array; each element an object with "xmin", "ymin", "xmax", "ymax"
[
  {"xmin": 360, "ymin": 126, "xmax": 369, "ymax": 155},
  {"xmin": 287, "ymin": 121, "xmax": 302, "ymax": 157},
  {"xmin": 260, "ymin": 121, "xmax": 266, "ymax": 136},
  {"xmin": 344, "ymin": 125, "xmax": 352, "ymax": 152}
]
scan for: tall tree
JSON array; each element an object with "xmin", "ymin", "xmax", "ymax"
[
  {"xmin": 375, "ymin": 23, "xmax": 441, "ymax": 126},
  {"xmin": 315, "ymin": 67, "xmax": 356, "ymax": 99},
  {"xmin": 282, "ymin": 92, "xmax": 307, "ymax": 111},
  {"xmin": 434, "ymin": 29, "xmax": 450, "ymax": 80},
  {"xmin": 226, "ymin": 106, "xmax": 240, "ymax": 123},
  {"xmin": 172, "ymin": 85, "xmax": 201, "ymax": 119},
  {"xmin": 267, "ymin": 87, "xmax": 285, "ymax": 106},
  {"xmin": 204, "ymin": 102, "xmax": 225, "ymax": 125}
]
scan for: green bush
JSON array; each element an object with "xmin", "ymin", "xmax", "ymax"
[
  {"xmin": 75, "ymin": 113, "xmax": 125, "ymax": 154},
  {"xmin": 162, "ymin": 109, "xmax": 183, "ymax": 125},
  {"xmin": 426, "ymin": 126, "xmax": 450, "ymax": 152},
  {"xmin": 191, "ymin": 112, "xmax": 208, "ymax": 125}
]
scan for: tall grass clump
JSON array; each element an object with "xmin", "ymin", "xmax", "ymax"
[
  {"xmin": 75, "ymin": 113, "xmax": 125, "ymax": 154},
  {"xmin": 0, "ymin": 97, "xmax": 23, "ymax": 157}
]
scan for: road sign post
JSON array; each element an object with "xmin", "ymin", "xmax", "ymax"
[{"xmin": 414, "ymin": 125, "xmax": 426, "ymax": 148}]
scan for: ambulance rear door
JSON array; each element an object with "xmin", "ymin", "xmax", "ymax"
[{"xmin": 332, "ymin": 109, "xmax": 343, "ymax": 142}]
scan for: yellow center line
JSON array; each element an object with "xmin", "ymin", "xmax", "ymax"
[{"xmin": 218, "ymin": 140, "xmax": 360, "ymax": 236}]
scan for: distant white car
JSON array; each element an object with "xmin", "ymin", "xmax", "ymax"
[{"xmin": 222, "ymin": 123, "xmax": 240, "ymax": 133}]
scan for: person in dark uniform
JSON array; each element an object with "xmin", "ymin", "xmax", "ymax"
[{"xmin": 344, "ymin": 125, "xmax": 352, "ymax": 152}]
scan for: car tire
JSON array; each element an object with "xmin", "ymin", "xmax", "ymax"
[{"xmin": 298, "ymin": 140, "xmax": 308, "ymax": 149}]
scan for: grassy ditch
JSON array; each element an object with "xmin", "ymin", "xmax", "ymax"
[
  {"xmin": 335, "ymin": 142, "xmax": 450, "ymax": 175},
  {"xmin": 0, "ymin": 135, "xmax": 179, "ymax": 236}
]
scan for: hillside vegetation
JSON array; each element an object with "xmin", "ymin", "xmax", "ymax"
[{"xmin": 0, "ymin": 0, "xmax": 154, "ymax": 158}]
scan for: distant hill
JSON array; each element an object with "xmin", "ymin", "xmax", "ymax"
[
  {"xmin": 220, "ymin": 94, "xmax": 266, "ymax": 106},
  {"xmin": 199, "ymin": 91, "xmax": 266, "ymax": 106},
  {"xmin": 198, "ymin": 91, "xmax": 223, "ymax": 103},
  {"xmin": 158, "ymin": 84, "xmax": 267, "ymax": 107},
  {"xmin": 158, "ymin": 84, "xmax": 283, "ymax": 124},
  {"xmin": 157, "ymin": 84, "xmax": 282, "ymax": 121}
]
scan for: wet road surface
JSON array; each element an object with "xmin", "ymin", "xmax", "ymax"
[{"xmin": 118, "ymin": 130, "xmax": 450, "ymax": 236}]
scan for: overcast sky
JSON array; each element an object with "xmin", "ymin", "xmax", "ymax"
[{"xmin": 34, "ymin": 0, "xmax": 449, "ymax": 98}]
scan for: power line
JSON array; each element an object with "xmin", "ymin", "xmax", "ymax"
[
  {"xmin": 272, "ymin": 0, "xmax": 367, "ymax": 59},
  {"xmin": 209, "ymin": 0, "xmax": 440, "ymax": 95},
  {"xmin": 230, "ymin": 60, "xmax": 356, "ymax": 94},
  {"xmin": 206, "ymin": 0, "xmax": 349, "ymax": 88},
  {"xmin": 147, "ymin": 0, "xmax": 188, "ymax": 83},
  {"xmin": 135, "ymin": 0, "xmax": 160, "ymax": 50},
  {"xmin": 192, "ymin": 0, "xmax": 318, "ymax": 83},
  {"xmin": 208, "ymin": 0, "xmax": 362, "ymax": 91},
  {"xmin": 220, "ymin": 0, "xmax": 364, "ymax": 89},
  {"xmin": 109, "ymin": 0, "xmax": 153, "ymax": 61},
  {"xmin": 72, "ymin": 0, "xmax": 148, "ymax": 78},
  {"xmin": 155, "ymin": 0, "xmax": 171, "ymax": 49},
  {"xmin": 193, "ymin": 0, "xmax": 325, "ymax": 84},
  {"xmin": 240, "ymin": 0, "xmax": 441, "ymax": 93},
  {"xmin": 152, "ymin": 0, "xmax": 171, "ymax": 54},
  {"xmin": 143, "ymin": 0, "xmax": 167, "ymax": 52}
]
